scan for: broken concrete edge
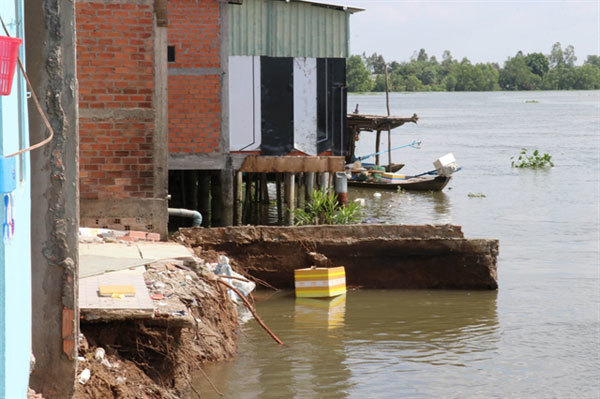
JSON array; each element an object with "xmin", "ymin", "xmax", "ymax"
[
  {"xmin": 79, "ymin": 227, "xmax": 161, "ymax": 243},
  {"xmin": 174, "ymin": 224, "xmax": 467, "ymax": 246},
  {"xmin": 174, "ymin": 224, "xmax": 499, "ymax": 290}
]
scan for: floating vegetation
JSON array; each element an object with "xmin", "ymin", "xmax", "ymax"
[
  {"xmin": 468, "ymin": 192, "xmax": 487, "ymax": 198},
  {"xmin": 511, "ymin": 148, "xmax": 554, "ymax": 168},
  {"xmin": 525, "ymin": 100, "xmax": 539, "ymax": 103}
]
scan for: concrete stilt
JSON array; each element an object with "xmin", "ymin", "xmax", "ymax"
[
  {"xmin": 285, "ymin": 173, "xmax": 295, "ymax": 226},
  {"xmin": 276, "ymin": 173, "xmax": 283, "ymax": 223},
  {"xmin": 235, "ymin": 171, "xmax": 243, "ymax": 226},
  {"xmin": 319, "ymin": 172, "xmax": 329, "ymax": 191},
  {"xmin": 305, "ymin": 171, "xmax": 315, "ymax": 202},
  {"xmin": 334, "ymin": 172, "xmax": 348, "ymax": 206},
  {"xmin": 198, "ymin": 172, "xmax": 211, "ymax": 227},
  {"xmin": 243, "ymin": 173, "xmax": 252, "ymax": 224},
  {"xmin": 298, "ymin": 173, "xmax": 305, "ymax": 210}
]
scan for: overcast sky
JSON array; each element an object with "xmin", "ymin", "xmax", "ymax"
[{"xmin": 343, "ymin": 0, "xmax": 599, "ymax": 65}]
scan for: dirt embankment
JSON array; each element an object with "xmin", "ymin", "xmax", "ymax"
[
  {"xmin": 174, "ymin": 224, "xmax": 499, "ymax": 290},
  {"xmin": 75, "ymin": 251, "xmax": 239, "ymax": 399}
]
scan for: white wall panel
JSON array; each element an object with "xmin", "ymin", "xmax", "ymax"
[
  {"xmin": 293, "ymin": 57, "xmax": 317, "ymax": 155},
  {"xmin": 229, "ymin": 56, "xmax": 261, "ymax": 151}
]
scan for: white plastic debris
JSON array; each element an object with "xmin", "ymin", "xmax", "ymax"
[
  {"xmin": 78, "ymin": 369, "xmax": 91, "ymax": 385},
  {"xmin": 354, "ymin": 198, "xmax": 366, "ymax": 206},
  {"xmin": 101, "ymin": 358, "xmax": 112, "ymax": 368},
  {"xmin": 373, "ymin": 192, "xmax": 382, "ymax": 198},
  {"xmin": 116, "ymin": 376, "xmax": 126, "ymax": 385},
  {"xmin": 94, "ymin": 347, "xmax": 105, "ymax": 361},
  {"xmin": 77, "ymin": 356, "xmax": 86, "ymax": 362},
  {"xmin": 216, "ymin": 255, "xmax": 256, "ymax": 303}
]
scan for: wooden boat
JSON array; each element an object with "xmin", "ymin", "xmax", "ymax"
[{"xmin": 348, "ymin": 175, "xmax": 451, "ymax": 191}]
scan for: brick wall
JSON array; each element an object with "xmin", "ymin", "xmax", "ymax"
[
  {"xmin": 77, "ymin": 1, "xmax": 155, "ymax": 200},
  {"xmin": 76, "ymin": 0, "xmax": 168, "ymax": 235},
  {"xmin": 168, "ymin": 0, "xmax": 222, "ymax": 154}
]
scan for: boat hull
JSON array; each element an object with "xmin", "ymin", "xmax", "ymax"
[{"xmin": 348, "ymin": 175, "xmax": 451, "ymax": 191}]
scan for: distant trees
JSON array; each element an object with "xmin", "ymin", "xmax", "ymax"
[
  {"xmin": 347, "ymin": 43, "xmax": 600, "ymax": 92},
  {"xmin": 346, "ymin": 55, "xmax": 372, "ymax": 92}
]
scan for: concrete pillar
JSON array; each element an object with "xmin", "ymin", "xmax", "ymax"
[
  {"xmin": 211, "ymin": 157, "xmax": 234, "ymax": 227},
  {"xmin": 305, "ymin": 171, "xmax": 315, "ymax": 202},
  {"xmin": 276, "ymin": 173, "xmax": 283, "ymax": 223},
  {"xmin": 26, "ymin": 1, "xmax": 79, "ymax": 397},
  {"xmin": 319, "ymin": 172, "xmax": 329, "ymax": 191},
  {"xmin": 234, "ymin": 171, "xmax": 243, "ymax": 226},
  {"xmin": 334, "ymin": 172, "xmax": 348, "ymax": 207},
  {"xmin": 220, "ymin": 168, "xmax": 234, "ymax": 227},
  {"xmin": 284, "ymin": 173, "xmax": 295, "ymax": 226},
  {"xmin": 198, "ymin": 172, "xmax": 211, "ymax": 227}
]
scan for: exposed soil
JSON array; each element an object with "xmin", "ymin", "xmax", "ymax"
[
  {"xmin": 75, "ymin": 251, "xmax": 239, "ymax": 399},
  {"xmin": 174, "ymin": 225, "xmax": 498, "ymax": 290}
]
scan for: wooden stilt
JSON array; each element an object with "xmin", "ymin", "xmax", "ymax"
[
  {"xmin": 385, "ymin": 64, "xmax": 392, "ymax": 168},
  {"xmin": 375, "ymin": 129, "xmax": 381, "ymax": 166},
  {"xmin": 284, "ymin": 172, "xmax": 295, "ymax": 226}
]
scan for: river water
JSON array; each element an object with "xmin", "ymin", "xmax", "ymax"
[{"xmin": 189, "ymin": 91, "xmax": 600, "ymax": 398}]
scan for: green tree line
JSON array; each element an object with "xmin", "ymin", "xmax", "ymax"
[{"xmin": 347, "ymin": 43, "xmax": 600, "ymax": 92}]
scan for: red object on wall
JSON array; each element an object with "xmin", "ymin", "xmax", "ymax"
[{"xmin": 0, "ymin": 36, "xmax": 21, "ymax": 96}]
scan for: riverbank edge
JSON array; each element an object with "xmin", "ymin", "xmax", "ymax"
[{"xmin": 73, "ymin": 249, "xmax": 241, "ymax": 399}]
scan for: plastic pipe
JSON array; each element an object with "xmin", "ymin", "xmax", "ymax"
[{"xmin": 168, "ymin": 208, "xmax": 202, "ymax": 227}]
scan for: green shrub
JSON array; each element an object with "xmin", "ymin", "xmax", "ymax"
[{"xmin": 292, "ymin": 189, "xmax": 362, "ymax": 226}]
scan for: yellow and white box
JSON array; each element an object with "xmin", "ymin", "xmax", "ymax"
[
  {"xmin": 294, "ymin": 266, "xmax": 346, "ymax": 298},
  {"xmin": 381, "ymin": 172, "xmax": 406, "ymax": 184}
]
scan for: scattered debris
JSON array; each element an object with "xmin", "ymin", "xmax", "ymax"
[{"xmin": 78, "ymin": 369, "xmax": 91, "ymax": 385}]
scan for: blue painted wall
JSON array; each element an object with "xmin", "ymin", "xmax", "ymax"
[{"xmin": 0, "ymin": 0, "xmax": 31, "ymax": 397}]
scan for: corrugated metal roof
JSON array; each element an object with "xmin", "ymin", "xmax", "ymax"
[
  {"xmin": 296, "ymin": 0, "xmax": 364, "ymax": 13},
  {"xmin": 229, "ymin": 0, "xmax": 358, "ymax": 58}
]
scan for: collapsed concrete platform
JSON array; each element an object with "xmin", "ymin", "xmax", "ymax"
[{"xmin": 175, "ymin": 224, "xmax": 499, "ymax": 290}]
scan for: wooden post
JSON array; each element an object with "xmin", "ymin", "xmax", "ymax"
[
  {"xmin": 235, "ymin": 171, "xmax": 243, "ymax": 226},
  {"xmin": 375, "ymin": 129, "xmax": 381, "ymax": 166},
  {"xmin": 385, "ymin": 63, "xmax": 392, "ymax": 167},
  {"xmin": 276, "ymin": 173, "xmax": 283, "ymax": 223},
  {"xmin": 284, "ymin": 172, "xmax": 295, "ymax": 226}
]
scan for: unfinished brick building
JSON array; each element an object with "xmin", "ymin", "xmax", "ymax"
[
  {"xmin": 77, "ymin": 0, "xmax": 169, "ymax": 236},
  {"xmin": 76, "ymin": 0, "xmax": 360, "ymax": 236}
]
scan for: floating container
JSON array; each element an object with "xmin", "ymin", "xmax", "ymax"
[{"xmin": 294, "ymin": 266, "xmax": 346, "ymax": 298}]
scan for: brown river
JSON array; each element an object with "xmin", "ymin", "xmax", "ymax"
[{"xmin": 188, "ymin": 91, "xmax": 600, "ymax": 398}]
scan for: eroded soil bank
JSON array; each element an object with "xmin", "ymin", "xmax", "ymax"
[
  {"xmin": 74, "ymin": 251, "xmax": 239, "ymax": 399},
  {"xmin": 175, "ymin": 224, "xmax": 499, "ymax": 290}
]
